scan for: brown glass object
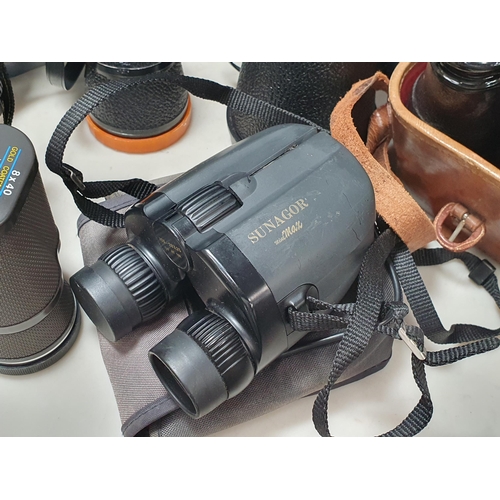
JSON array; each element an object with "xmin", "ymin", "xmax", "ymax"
[{"xmin": 408, "ymin": 62, "xmax": 500, "ymax": 166}]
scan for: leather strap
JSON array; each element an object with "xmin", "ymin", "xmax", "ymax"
[{"xmin": 330, "ymin": 72, "xmax": 436, "ymax": 252}]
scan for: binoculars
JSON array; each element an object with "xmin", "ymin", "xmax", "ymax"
[{"xmin": 70, "ymin": 124, "xmax": 376, "ymax": 418}]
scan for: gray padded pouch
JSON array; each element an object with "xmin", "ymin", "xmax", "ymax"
[{"xmin": 76, "ymin": 177, "xmax": 394, "ymax": 437}]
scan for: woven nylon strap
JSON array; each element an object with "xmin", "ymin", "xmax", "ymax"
[
  {"xmin": 288, "ymin": 230, "xmax": 500, "ymax": 436},
  {"xmin": 45, "ymin": 71, "xmax": 324, "ymax": 227}
]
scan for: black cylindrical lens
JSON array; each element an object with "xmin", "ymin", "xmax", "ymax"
[
  {"xmin": 409, "ymin": 62, "xmax": 500, "ymax": 166},
  {"xmin": 0, "ymin": 125, "xmax": 80, "ymax": 374},
  {"xmin": 70, "ymin": 243, "xmax": 167, "ymax": 342},
  {"xmin": 432, "ymin": 62, "xmax": 500, "ymax": 91},
  {"xmin": 226, "ymin": 62, "xmax": 384, "ymax": 142},
  {"xmin": 149, "ymin": 309, "xmax": 255, "ymax": 418},
  {"xmin": 84, "ymin": 62, "xmax": 191, "ymax": 153}
]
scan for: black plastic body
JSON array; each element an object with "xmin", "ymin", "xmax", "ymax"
[
  {"xmin": 72, "ymin": 124, "xmax": 376, "ymax": 416},
  {"xmin": 128, "ymin": 123, "xmax": 374, "ymax": 357},
  {"xmin": 141, "ymin": 124, "xmax": 375, "ymax": 414}
]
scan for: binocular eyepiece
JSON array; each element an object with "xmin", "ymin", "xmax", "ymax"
[{"xmin": 71, "ymin": 124, "xmax": 376, "ymax": 418}]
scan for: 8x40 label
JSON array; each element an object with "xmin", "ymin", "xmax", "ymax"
[{"xmin": 0, "ymin": 146, "xmax": 22, "ymax": 196}]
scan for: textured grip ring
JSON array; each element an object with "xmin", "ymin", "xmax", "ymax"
[{"xmin": 101, "ymin": 244, "xmax": 166, "ymax": 322}]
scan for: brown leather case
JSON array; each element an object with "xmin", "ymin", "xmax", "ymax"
[{"xmin": 388, "ymin": 62, "xmax": 500, "ymax": 261}]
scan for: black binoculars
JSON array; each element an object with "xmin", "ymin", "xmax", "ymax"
[{"xmin": 71, "ymin": 124, "xmax": 376, "ymax": 418}]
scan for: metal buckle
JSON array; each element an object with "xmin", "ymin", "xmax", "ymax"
[
  {"xmin": 61, "ymin": 164, "xmax": 86, "ymax": 192},
  {"xmin": 69, "ymin": 170, "xmax": 86, "ymax": 192},
  {"xmin": 398, "ymin": 324, "xmax": 426, "ymax": 361}
]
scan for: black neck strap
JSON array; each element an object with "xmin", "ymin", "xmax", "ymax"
[
  {"xmin": 288, "ymin": 232, "xmax": 500, "ymax": 436},
  {"xmin": 45, "ymin": 72, "xmax": 325, "ymax": 227}
]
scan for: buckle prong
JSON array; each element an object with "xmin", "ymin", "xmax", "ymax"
[{"xmin": 448, "ymin": 212, "xmax": 469, "ymax": 243}]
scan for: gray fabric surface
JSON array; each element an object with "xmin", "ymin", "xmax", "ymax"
[{"xmin": 150, "ymin": 332, "xmax": 392, "ymax": 437}]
